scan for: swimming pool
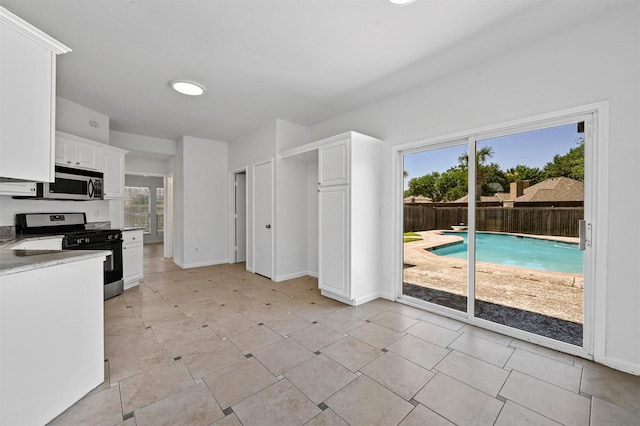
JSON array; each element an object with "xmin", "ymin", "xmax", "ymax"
[{"xmin": 428, "ymin": 232, "xmax": 583, "ymax": 273}]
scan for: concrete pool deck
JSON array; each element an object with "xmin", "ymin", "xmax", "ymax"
[{"xmin": 403, "ymin": 230, "xmax": 584, "ymax": 325}]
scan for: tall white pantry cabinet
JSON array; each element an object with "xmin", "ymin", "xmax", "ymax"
[{"xmin": 317, "ymin": 132, "xmax": 383, "ymax": 305}]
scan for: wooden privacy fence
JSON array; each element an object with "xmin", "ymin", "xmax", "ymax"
[{"xmin": 404, "ymin": 205, "xmax": 583, "ymax": 237}]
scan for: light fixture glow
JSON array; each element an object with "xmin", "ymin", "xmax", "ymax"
[
  {"xmin": 170, "ymin": 80, "xmax": 205, "ymax": 96},
  {"xmin": 389, "ymin": 0, "xmax": 416, "ymax": 5}
]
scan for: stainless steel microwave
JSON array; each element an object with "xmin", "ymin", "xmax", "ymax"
[{"xmin": 29, "ymin": 166, "xmax": 104, "ymax": 200}]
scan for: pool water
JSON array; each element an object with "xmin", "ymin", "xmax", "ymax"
[{"xmin": 429, "ymin": 232, "xmax": 583, "ymax": 273}]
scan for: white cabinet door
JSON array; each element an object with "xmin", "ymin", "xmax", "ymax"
[
  {"xmin": 0, "ymin": 181, "xmax": 37, "ymax": 196},
  {"xmin": 74, "ymin": 142, "xmax": 100, "ymax": 170},
  {"xmin": 0, "ymin": 8, "xmax": 70, "ymax": 182},
  {"xmin": 123, "ymin": 242, "xmax": 143, "ymax": 287},
  {"xmin": 0, "ymin": 17, "xmax": 52, "ymax": 181},
  {"xmin": 319, "ymin": 141, "xmax": 349, "ymax": 186},
  {"xmin": 122, "ymin": 230, "xmax": 143, "ymax": 289},
  {"xmin": 318, "ymin": 185, "xmax": 349, "ymax": 298},
  {"xmin": 103, "ymin": 149, "xmax": 125, "ymax": 199},
  {"xmin": 55, "ymin": 137, "xmax": 75, "ymax": 166},
  {"xmin": 55, "ymin": 133, "xmax": 101, "ymax": 171}
]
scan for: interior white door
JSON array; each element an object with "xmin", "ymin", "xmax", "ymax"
[
  {"xmin": 235, "ymin": 172, "xmax": 247, "ymax": 263},
  {"xmin": 253, "ymin": 162, "xmax": 273, "ymax": 278}
]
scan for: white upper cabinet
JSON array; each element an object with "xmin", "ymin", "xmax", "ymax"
[
  {"xmin": 102, "ymin": 146, "xmax": 127, "ymax": 199},
  {"xmin": 318, "ymin": 141, "xmax": 349, "ymax": 186},
  {"xmin": 55, "ymin": 132, "xmax": 101, "ymax": 171},
  {"xmin": 0, "ymin": 181, "xmax": 37, "ymax": 197},
  {"xmin": 0, "ymin": 7, "xmax": 71, "ymax": 182},
  {"xmin": 55, "ymin": 131, "xmax": 128, "ymax": 199}
]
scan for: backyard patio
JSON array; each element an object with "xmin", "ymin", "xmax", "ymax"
[{"xmin": 403, "ymin": 231, "xmax": 584, "ymax": 345}]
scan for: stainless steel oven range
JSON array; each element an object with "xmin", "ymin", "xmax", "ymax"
[{"xmin": 16, "ymin": 212, "xmax": 123, "ymax": 299}]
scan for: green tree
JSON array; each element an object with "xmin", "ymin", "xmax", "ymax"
[
  {"xmin": 542, "ymin": 139, "xmax": 584, "ymax": 181},
  {"xmin": 406, "ymin": 172, "xmax": 441, "ymax": 200},
  {"xmin": 439, "ymin": 166, "xmax": 468, "ymax": 201},
  {"xmin": 506, "ymin": 164, "xmax": 543, "ymax": 185},
  {"xmin": 481, "ymin": 162, "xmax": 509, "ymax": 194}
]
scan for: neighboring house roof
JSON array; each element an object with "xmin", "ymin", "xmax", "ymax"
[
  {"xmin": 404, "ymin": 195, "xmax": 432, "ymax": 204},
  {"xmin": 453, "ymin": 195, "xmax": 501, "ymax": 203},
  {"xmin": 450, "ymin": 177, "xmax": 584, "ymax": 203},
  {"xmin": 516, "ymin": 177, "xmax": 584, "ymax": 202}
]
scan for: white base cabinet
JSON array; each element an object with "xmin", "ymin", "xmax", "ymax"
[
  {"xmin": 317, "ymin": 132, "xmax": 383, "ymax": 306},
  {"xmin": 0, "ymin": 257, "xmax": 105, "ymax": 425},
  {"xmin": 123, "ymin": 229, "xmax": 143, "ymax": 289}
]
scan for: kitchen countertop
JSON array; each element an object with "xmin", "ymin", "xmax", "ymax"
[
  {"xmin": 0, "ymin": 234, "xmax": 64, "ymax": 248},
  {"xmin": 0, "ymin": 249, "xmax": 110, "ymax": 277}
]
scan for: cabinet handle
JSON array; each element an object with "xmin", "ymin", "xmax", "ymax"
[
  {"xmin": 75, "ymin": 161, "xmax": 80, "ymax": 165},
  {"xmin": 31, "ymin": 187, "xmax": 36, "ymax": 191},
  {"xmin": 67, "ymin": 160, "xmax": 72, "ymax": 164},
  {"xmin": 123, "ymin": 247, "xmax": 127, "ymax": 250}
]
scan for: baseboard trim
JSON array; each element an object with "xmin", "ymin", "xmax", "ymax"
[
  {"xmin": 273, "ymin": 270, "xmax": 319, "ymax": 282},
  {"xmin": 353, "ymin": 292, "xmax": 383, "ymax": 306},
  {"xmin": 598, "ymin": 356, "xmax": 640, "ymax": 376},
  {"xmin": 176, "ymin": 259, "xmax": 229, "ymax": 269}
]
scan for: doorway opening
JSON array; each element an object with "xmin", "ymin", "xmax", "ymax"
[
  {"xmin": 401, "ymin": 117, "xmax": 591, "ymax": 350},
  {"xmin": 124, "ymin": 174, "xmax": 165, "ymax": 244},
  {"xmin": 233, "ymin": 171, "xmax": 247, "ymax": 263}
]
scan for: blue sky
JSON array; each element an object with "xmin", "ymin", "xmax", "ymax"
[{"xmin": 403, "ymin": 123, "xmax": 583, "ymax": 186}]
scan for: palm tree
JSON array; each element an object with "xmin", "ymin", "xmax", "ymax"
[
  {"xmin": 458, "ymin": 146, "xmax": 494, "ymax": 201},
  {"xmin": 458, "ymin": 146, "xmax": 494, "ymax": 168}
]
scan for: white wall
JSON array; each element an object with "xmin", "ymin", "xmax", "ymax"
[
  {"xmin": 306, "ymin": 160, "xmax": 318, "ymax": 276},
  {"xmin": 109, "ymin": 131, "xmax": 176, "ymax": 156},
  {"xmin": 0, "ymin": 198, "xmax": 110, "ymax": 227},
  {"xmin": 274, "ymin": 120, "xmax": 311, "ymax": 280},
  {"xmin": 109, "ymin": 130, "xmax": 175, "ymax": 176},
  {"xmin": 172, "ymin": 141, "xmax": 185, "ymax": 266},
  {"xmin": 229, "ymin": 121, "xmax": 276, "ymax": 171},
  {"xmin": 228, "ymin": 121, "xmax": 277, "ymax": 272},
  {"xmin": 124, "ymin": 156, "xmax": 171, "ymax": 176},
  {"xmin": 228, "ymin": 119, "xmax": 312, "ymax": 280},
  {"xmin": 173, "ymin": 136, "xmax": 228, "ymax": 268},
  {"xmin": 303, "ymin": 4, "xmax": 639, "ymax": 372},
  {"xmin": 56, "ymin": 97, "xmax": 109, "ymax": 144}
]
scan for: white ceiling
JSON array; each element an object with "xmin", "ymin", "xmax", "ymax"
[{"xmin": 0, "ymin": 0, "xmax": 617, "ymax": 143}]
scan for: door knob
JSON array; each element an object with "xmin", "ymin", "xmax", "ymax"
[{"xmin": 266, "ymin": 224, "xmax": 271, "ymax": 229}]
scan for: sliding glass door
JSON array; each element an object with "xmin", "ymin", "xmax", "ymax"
[
  {"xmin": 401, "ymin": 116, "xmax": 592, "ymax": 350},
  {"xmin": 402, "ymin": 141, "xmax": 469, "ymax": 313}
]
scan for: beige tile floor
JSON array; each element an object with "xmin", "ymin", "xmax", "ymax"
[{"xmin": 48, "ymin": 243, "xmax": 639, "ymax": 426}]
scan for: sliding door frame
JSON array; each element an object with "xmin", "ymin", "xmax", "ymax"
[{"xmin": 392, "ymin": 101, "xmax": 609, "ymax": 360}]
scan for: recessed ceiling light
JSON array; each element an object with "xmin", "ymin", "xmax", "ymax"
[
  {"xmin": 170, "ymin": 80, "xmax": 205, "ymax": 96},
  {"xmin": 389, "ymin": 0, "xmax": 416, "ymax": 5}
]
